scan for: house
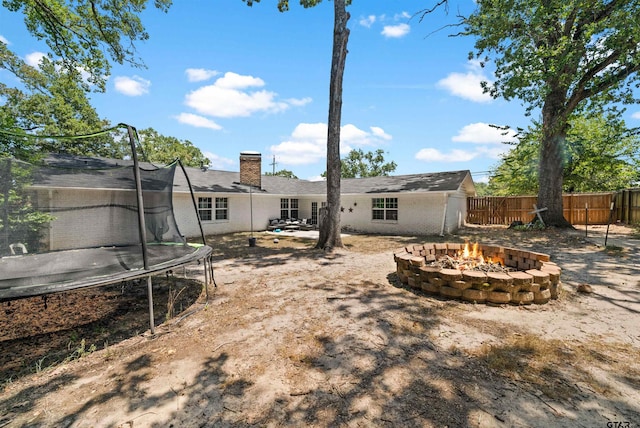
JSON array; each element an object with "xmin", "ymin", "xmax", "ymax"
[
  {"xmin": 173, "ymin": 152, "xmax": 476, "ymax": 238},
  {"xmin": 24, "ymin": 152, "xmax": 476, "ymax": 250}
]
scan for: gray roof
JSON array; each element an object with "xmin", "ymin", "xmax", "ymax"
[{"xmin": 31, "ymin": 154, "xmax": 474, "ymax": 196}]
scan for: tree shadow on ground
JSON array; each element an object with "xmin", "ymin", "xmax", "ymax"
[
  {"xmin": 206, "ymin": 231, "xmax": 455, "ymax": 269},
  {"xmin": 206, "ymin": 232, "xmax": 345, "ymax": 270},
  {"xmin": 145, "ymin": 276, "xmax": 638, "ymax": 426},
  {"xmin": 0, "ymin": 373, "xmax": 78, "ymax": 426},
  {"xmin": 0, "ymin": 276, "xmax": 203, "ymax": 385}
]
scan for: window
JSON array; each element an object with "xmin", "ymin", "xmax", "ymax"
[
  {"xmin": 311, "ymin": 202, "xmax": 318, "ymax": 225},
  {"xmin": 198, "ymin": 197, "xmax": 228, "ymax": 221},
  {"xmin": 215, "ymin": 197, "xmax": 228, "ymax": 220},
  {"xmin": 280, "ymin": 198, "xmax": 299, "ymax": 219},
  {"xmin": 198, "ymin": 197, "xmax": 212, "ymax": 221},
  {"xmin": 372, "ymin": 197, "xmax": 398, "ymax": 221}
]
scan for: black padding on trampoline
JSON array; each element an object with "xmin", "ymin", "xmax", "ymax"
[{"xmin": 0, "ymin": 244, "xmax": 212, "ymax": 301}]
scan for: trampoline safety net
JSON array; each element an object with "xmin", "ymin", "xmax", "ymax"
[{"xmin": 0, "ymin": 154, "xmax": 211, "ymax": 301}]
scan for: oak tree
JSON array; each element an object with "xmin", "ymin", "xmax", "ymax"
[
  {"xmin": 0, "ymin": 44, "xmax": 122, "ymax": 159},
  {"xmin": 3, "ymin": 0, "xmax": 172, "ymax": 91},
  {"xmin": 488, "ymin": 111, "xmax": 640, "ymax": 196},
  {"xmin": 463, "ymin": 0, "xmax": 640, "ymax": 226},
  {"xmin": 265, "ymin": 169, "xmax": 299, "ymax": 179},
  {"xmin": 321, "ymin": 148, "xmax": 397, "ymax": 178},
  {"xmin": 137, "ymin": 128, "xmax": 210, "ymax": 168}
]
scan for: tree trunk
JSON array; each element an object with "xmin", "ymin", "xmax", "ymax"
[
  {"xmin": 316, "ymin": 0, "xmax": 349, "ymax": 250},
  {"xmin": 1, "ymin": 159, "xmax": 10, "ymax": 256},
  {"xmin": 538, "ymin": 92, "xmax": 572, "ymax": 227}
]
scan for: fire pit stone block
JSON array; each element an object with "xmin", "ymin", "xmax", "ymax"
[{"xmin": 395, "ymin": 242, "xmax": 560, "ymax": 306}]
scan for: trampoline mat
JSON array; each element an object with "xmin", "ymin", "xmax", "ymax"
[{"xmin": 0, "ymin": 244, "xmax": 212, "ymax": 301}]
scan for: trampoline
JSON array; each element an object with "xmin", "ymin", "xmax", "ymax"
[
  {"xmin": 0, "ymin": 124, "xmax": 214, "ymax": 333},
  {"xmin": 0, "ymin": 243, "xmax": 212, "ymax": 301}
]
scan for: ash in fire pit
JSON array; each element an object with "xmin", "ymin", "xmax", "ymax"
[{"xmin": 394, "ymin": 242, "xmax": 561, "ymax": 305}]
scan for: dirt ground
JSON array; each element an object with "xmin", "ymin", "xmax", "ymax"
[{"xmin": 1, "ymin": 224, "xmax": 639, "ymax": 427}]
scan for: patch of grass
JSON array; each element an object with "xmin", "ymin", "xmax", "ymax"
[
  {"xmin": 65, "ymin": 339, "xmax": 97, "ymax": 363},
  {"xmin": 0, "ymin": 377, "xmax": 12, "ymax": 391},
  {"xmin": 604, "ymin": 245, "xmax": 625, "ymax": 255},
  {"xmin": 511, "ymin": 220, "xmax": 546, "ymax": 231},
  {"xmin": 277, "ymin": 330, "xmax": 328, "ymax": 368},
  {"xmin": 34, "ymin": 356, "xmax": 49, "ymax": 373},
  {"xmin": 391, "ymin": 316, "xmax": 430, "ymax": 335},
  {"xmin": 471, "ymin": 333, "xmax": 640, "ymax": 400},
  {"xmin": 34, "ymin": 339, "xmax": 97, "ymax": 373},
  {"xmin": 166, "ymin": 285, "xmax": 186, "ymax": 321}
]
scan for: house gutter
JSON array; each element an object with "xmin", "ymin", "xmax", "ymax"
[{"xmin": 440, "ymin": 193, "xmax": 450, "ymax": 236}]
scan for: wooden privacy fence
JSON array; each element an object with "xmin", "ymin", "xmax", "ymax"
[
  {"xmin": 615, "ymin": 189, "xmax": 640, "ymax": 224},
  {"xmin": 467, "ymin": 192, "xmax": 617, "ymax": 225}
]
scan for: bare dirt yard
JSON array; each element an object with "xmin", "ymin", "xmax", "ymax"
[{"xmin": 1, "ymin": 225, "xmax": 639, "ymax": 427}]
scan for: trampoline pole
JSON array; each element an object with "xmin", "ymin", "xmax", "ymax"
[
  {"xmin": 146, "ymin": 276, "xmax": 155, "ymax": 333},
  {"xmin": 203, "ymin": 256, "xmax": 209, "ymax": 300},
  {"xmin": 128, "ymin": 125, "xmax": 154, "ymax": 335}
]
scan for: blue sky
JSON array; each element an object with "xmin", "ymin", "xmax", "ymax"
[{"xmin": 3, "ymin": 1, "xmax": 640, "ymax": 182}]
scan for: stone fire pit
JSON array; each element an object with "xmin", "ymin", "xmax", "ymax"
[{"xmin": 394, "ymin": 243, "xmax": 561, "ymax": 305}]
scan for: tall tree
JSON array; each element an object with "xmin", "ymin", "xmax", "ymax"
[
  {"xmin": 2, "ymin": 1, "xmax": 172, "ymax": 157},
  {"xmin": 318, "ymin": 0, "xmax": 349, "ymax": 250},
  {"xmin": 0, "ymin": 44, "xmax": 123, "ymax": 159},
  {"xmin": 488, "ymin": 112, "xmax": 640, "ymax": 196},
  {"xmin": 462, "ymin": 0, "xmax": 640, "ymax": 226},
  {"xmin": 340, "ymin": 148, "xmax": 397, "ymax": 178},
  {"xmin": 137, "ymin": 128, "xmax": 210, "ymax": 167},
  {"xmin": 3, "ymin": 0, "xmax": 172, "ymax": 91},
  {"xmin": 265, "ymin": 169, "xmax": 298, "ymax": 179},
  {"xmin": 321, "ymin": 148, "xmax": 397, "ymax": 178},
  {"xmin": 244, "ymin": 0, "xmax": 350, "ymax": 250}
]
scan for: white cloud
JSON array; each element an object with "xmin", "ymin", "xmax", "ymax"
[
  {"xmin": 269, "ymin": 122, "xmax": 393, "ymax": 166},
  {"xmin": 370, "ymin": 126, "xmax": 392, "ymax": 140},
  {"xmin": 415, "ymin": 122, "xmax": 518, "ymax": 162},
  {"xmin": 476, "ymin": 145, "xmax": 511, "ymax": 160},
  {"xmin": 186, "ymin": 86, "xmax": 286, "ymax": 118},
  {"xmin": 452, "ymin": 122, "xmax": 518, "ymax": 144},
  {"xmin": 202, "ymin": 152, "xmax": 235, "ymax": 170},
  {"xmin": 632, "ymin": 111, "xmax": 640, "ymax": 120},
  {"xmin": 174, "ymin": 113, "xmax": 222, "ymax": 130},
  {"xmin": 114, "ymin": 75, "xmax": 151, "ymax": 96},
  {"xmin": 394, "ymin": 12, "xmax": 411, "ymax": 20},
  {"xmin": 359, "ymin": 15, "xmax": 376, "ymax": 28},
  {"xmin": 184, "ymin": 71, "xmax": 308, "ymax": 118},
  {"xmin": 185, "ymin": 68, "xmax": 219, "ymax": 82},
  {"xmin": 0, "ymin": 35, "xmax": 9, "ymax": 44},
  {"xmin": 215, "ymin": 72, "xmax": 264, "ymax": 89},
  {"xmin": 415, "ymin": 123, "xmax": 515, "ymax": 164},
  {"xmin": 474, "ymin": 174, "xmax": 490, "ymax": 184},
  {"xmin": 341, "ymin": 124, "xmax": 371, "ymax": 146},
  {"xmin": 286, "ymin": 97, "xmax": 312, "ymax": 107},
  {"xmin": 437, "ymin": 60, "xmax": 493, "ymax": 103},
  {"xmin": 25, "ymin": 51, "xmax": 46, "ymax": 67},
  {"xmin": 415, "ymin": 148, "xmax": 478, "ymax": 163},
  {"xmin": 381, "ymin": 23, "xmax": 410, "ymax": 38},
  {"xmin": 270, "ymin": 139, "xmax": 327, "ymax": 166}
]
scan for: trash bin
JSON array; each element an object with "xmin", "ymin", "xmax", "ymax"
[{"xmin": 248, "ymin": 237, "xmax": 257, "ymax": 247}]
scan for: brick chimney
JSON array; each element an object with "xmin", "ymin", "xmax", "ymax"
[{"xmin": 239, "ymin": 151, "xmax": 262, "ymax": 188}]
